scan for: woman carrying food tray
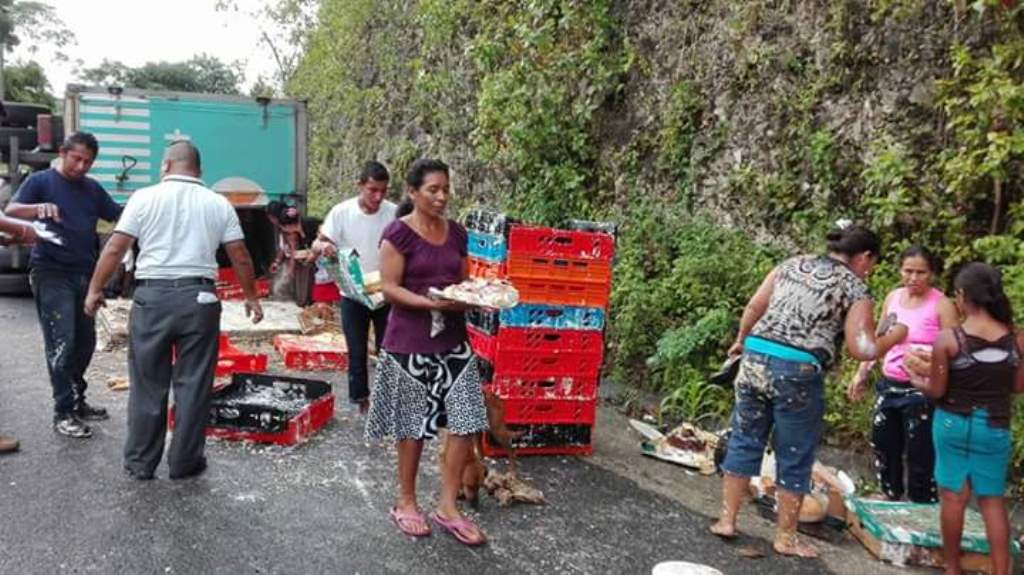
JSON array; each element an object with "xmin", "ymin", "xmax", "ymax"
[
  {"xmin": 710, "ymin": 222, "xmax": 908, "ymax": 558},
  {"xmin": 364, "ymin": 158, "xmax": 490, "ymax": 546}
]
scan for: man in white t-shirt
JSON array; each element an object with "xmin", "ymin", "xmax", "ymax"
[
  {"xmin": 84, "ymin": 141, "xmax": 263, "ymax": 481},
  {"xmin": 312, "ymin": 161, "xmax": 396, "ymax": 413}
]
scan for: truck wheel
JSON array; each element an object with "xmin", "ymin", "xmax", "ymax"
[
  {"xmin": 0, "ymin": 102, "xmax": 49, "ymax": 128},
  {"xmin": 0, "ymin": 127, "xmax": 38, "ymax": 151}
]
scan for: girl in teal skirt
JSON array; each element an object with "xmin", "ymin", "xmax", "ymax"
[{"xmin": 905, "ymin": 263, "xmax": 1024, "ymax": 575}]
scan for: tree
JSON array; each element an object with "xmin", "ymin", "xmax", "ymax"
[
  {"xmin": 5, "ymin": 60, "xmax": 53, "ymax": 108},
  {"xmin": 215, "ymin": 0, "xmax": 318, "ymax": 94},
  {"xmin": 78, "ymin": 54, "xmax": 244, "ymax": 95},
  {"xmin": 0, "ymin": 1, "xmax": 75, "ymax": 99}
]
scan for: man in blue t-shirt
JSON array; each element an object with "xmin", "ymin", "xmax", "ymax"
[{"xmin": 5, "ymin": 132, "xmax": 122, "ymax": 438}]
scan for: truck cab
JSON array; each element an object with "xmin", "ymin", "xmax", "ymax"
[{"xmin": 0, "ymin": 102, "xmax": 63, "ymax": 293}]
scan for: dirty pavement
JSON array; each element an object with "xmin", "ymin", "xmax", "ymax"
[{"xmin": 0, "ymin": 296, "xmax": 915, "ymax": 574}]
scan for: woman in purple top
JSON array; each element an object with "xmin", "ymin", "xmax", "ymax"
[{"xmin": 365, "ymin": 159, "xmax": 489, "ymax": 546}]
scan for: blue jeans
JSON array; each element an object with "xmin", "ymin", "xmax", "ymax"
[
  {"xmin": 340, "ymin": 298, "xmax": 389, "ymax": 403},
  {"xmin": 30, "ymin": 268, "xmax": 96, "ymax": 419},
  {"xmin": 721, "ymin": 351, "xmax": 825, "ymax": 494}
]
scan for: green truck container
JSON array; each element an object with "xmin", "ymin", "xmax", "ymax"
[{"xmin": 76, "ymin": 85, "xmax": 309, "ymax": 277}]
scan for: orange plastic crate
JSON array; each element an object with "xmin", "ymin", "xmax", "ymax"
[
  {"xmin": 467, "ymin": 257, "xmax": 506, "ymax": 280},
  {"xmin": 512, "ymin": 278, "xmax": 609, "ymax": 308},
  {"xmin": 506, "ymin": 253, "xmax": 611, "ymax": 285}
]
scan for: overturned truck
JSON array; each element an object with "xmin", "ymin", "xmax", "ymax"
[{"xmin": 0, "ymin": 85, "xmax": 309, "ymax": 293}]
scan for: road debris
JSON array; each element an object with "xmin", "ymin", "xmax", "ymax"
[
  {"xmin": 484, "ymin": 467, "xmax": 546, "ymax": 506},
  {"xmin": 106, "ymin": 377, "xmax": 130, "ymax": 391},
  {"xmin": 629, "ymin": 419, "xmax": 721, "ymax": 475},
  {"xmin": 297, "ymin": 303, "xmax": 340, "ymax": 335}
]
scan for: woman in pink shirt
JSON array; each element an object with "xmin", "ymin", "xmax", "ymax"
[{"xmin": 848, "ymin": 246, "xmax": 958, "ymax": 502}]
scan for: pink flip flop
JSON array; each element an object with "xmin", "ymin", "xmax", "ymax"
[
  {"xmin": 390, "ymin": 507, "xmax": 431, "ymax": 538},
  {"xmin": 430, "ymin": 511, "xmax": 487, "ymax": 546}
]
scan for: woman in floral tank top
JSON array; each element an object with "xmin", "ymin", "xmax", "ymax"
[{"xmin": 711, "ymin": 224, "xmax": 909, "ymax": 558}]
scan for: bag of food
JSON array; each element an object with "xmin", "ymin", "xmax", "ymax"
[{"xmin": 319, "ymin": 249, "xmax": 386, "ymax": 310}]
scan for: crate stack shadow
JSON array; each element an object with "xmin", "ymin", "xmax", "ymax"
[{"xmin": 464, "ymin": 210, "xmax": 614, "ymax": 457}]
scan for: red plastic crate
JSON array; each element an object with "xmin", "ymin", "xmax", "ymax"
[
  {"xmin": 217, "ymin": 267, "xmax": 237, "ymax": 283},
  {"xmin": 469, "ymin": 326, "xmax": 603, "ymax": 361},
  {"xmin": 273, "ymin": 334, "xmax": 349, "ymax": 371},
  {"xmin": 484, "ymin": 373, "xmax": 599, "ymax": 400},
  {"xmin": 501, "ymin": 397, "xmax": 597, "ymax": 425},
  {"xmin": 216, "ymin": 279, "xmax": 271, "ymax": 300},
  {"xmin": 170, "ymin": 373, "xmax": 334, "ymax": 446},
  {"xmin": 204, "ymin": 395, "xmax": 334, "ymax": 445},
  {"xmin": 481, "ymin": 423, "xmax": 593, "ymax": 457},
  {"xmin": 216, "ymin": 334, "xmax": 268, "ymax": 377},
  {"xmin": 467, "ymin": 326, "xmax": 496, "ymax": 360},
  {"xmin": 496, "ymin": 327, "xmax": 604, "ymax": 352},
  {"xmin": 467, "ymin": 257, "xmax": 506, "ymax": 280},
  {"xmin": 507, "ymin": 253, "xmax": 611, "ymax": 285},
  {"xmin": 490, "ymin": 348, "xmax": 603, "ymax": 378},
  {"xmin": 508, "ymin": 225, "xmax": 614, "ymax": 261}
]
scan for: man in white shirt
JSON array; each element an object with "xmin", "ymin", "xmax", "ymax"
[
  {"xmin": 84, "ymin": 141, "xmax": 263, "ymax": 480},
  {"xmin": 312, "ymin": 161, "xmax": 396, "ymax": 413}
]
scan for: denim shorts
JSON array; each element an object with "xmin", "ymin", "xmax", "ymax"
[{"xmin": 721, "ymin": 351, "xmax": 825, "ymax": 494}]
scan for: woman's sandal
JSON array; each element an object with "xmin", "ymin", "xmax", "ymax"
[
  {"xmin": 430, "ymin": 511, "xmax": 487, "ymax": 546},
  {"xmin": 390, "ymin": 507, "xmax": 431, "ymax": 538}
]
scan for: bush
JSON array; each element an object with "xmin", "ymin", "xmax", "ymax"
[{"xmin": 609, "ymin": 203, "xmax": 780, "ymax": 402}]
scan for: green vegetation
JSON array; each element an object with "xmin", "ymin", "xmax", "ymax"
[
  {"xmin": 286, "ymin": 0, "xmax": 1024, "ymax": 470},
  {"xmin": 79, "ymin": 55, "xmax": 245, "ymax": 95}
]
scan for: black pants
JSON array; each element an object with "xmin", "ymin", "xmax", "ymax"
[
  {"xmin": 30, "ymin": 269, "xmax": 96, "ymax": 419},
  {"xmin": 340, "ymin": 297, "xmax": 388, "ymax": 403},
  {"xmin": 872, "ymin": 392, "xmax": 937, "ymax": 503},
  {"xmin": 124, "ymin": 284, "xmax": 221, "ymax": 476}
]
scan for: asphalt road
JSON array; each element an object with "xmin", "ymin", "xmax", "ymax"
[{"xmin": 0, "ymin": 294, "xmax": 880, "ymax": 574}]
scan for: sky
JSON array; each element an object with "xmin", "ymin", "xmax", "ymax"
[{"xmin": 11, "ymin": 0, "xmax": 281, "ymax": 95}]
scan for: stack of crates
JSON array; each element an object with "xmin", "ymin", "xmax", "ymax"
[{"xmin": 464, "ymin": 210, "xmax": 614, "ymax": 457}]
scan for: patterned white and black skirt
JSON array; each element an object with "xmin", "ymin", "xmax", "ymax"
[{"xmin": 365, "ymin": 342, "xmax": 488, "ymax": 440}]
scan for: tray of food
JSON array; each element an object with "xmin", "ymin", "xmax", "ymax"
[{"xmin": 428, "ymin": 278, "xmax": 519, "ymax": 309}]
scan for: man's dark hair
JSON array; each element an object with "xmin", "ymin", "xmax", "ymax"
[
  {"xmin": 60, "ymin": 132, "xmax": 99, "ymax": 158},
  {"xmin": 358, "ymin": 161, "xmax": 390, "ymax": 184}
]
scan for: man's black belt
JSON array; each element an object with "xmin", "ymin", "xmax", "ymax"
[{"xmin": 135, "ymin": 277, "xmax": 215, "ymax": 288}]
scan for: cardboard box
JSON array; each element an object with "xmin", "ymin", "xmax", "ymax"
[{"xmin": 846, "ymin": 497, "xmax": 1020, "ymax": 573}]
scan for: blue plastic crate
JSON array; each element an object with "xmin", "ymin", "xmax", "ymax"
[
  {"xmin": 499, "ymin": 304, "xmax": 605, "ymax": 331},
  {"xmin": 467, "ymin": 230, "xmax": 507, "ymax": 263}
]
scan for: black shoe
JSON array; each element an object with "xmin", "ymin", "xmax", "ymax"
[
  {"xmin": 169, "ymin": 458, "xmax": 207, "ymax": 480},
  {"xmin": 54, "ymin": 415, "xmax": 92, "ymax": 439},
  {"xmin": 124, "ymin": 467, "xmax": 155, "ymax": 481},
  {"xmin": 74, "ymin": 401, "xmax": 109, "ymax": 421}
]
